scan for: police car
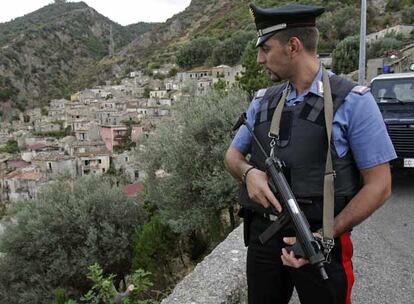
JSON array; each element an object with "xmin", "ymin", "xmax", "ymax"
[{"xmin": 370, "ymin": 72, "xmax": 414, "ymax": 168}]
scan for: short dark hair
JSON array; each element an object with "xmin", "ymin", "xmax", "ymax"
[{"xmin": 272, "ymin": 27, "xmax": 319, "ymax": 53}]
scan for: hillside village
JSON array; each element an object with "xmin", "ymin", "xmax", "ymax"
[{"xmin": 0, "ymin": 63, "xmax": 243, "ymax": 203}]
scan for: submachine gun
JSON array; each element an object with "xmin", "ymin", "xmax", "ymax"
[{"xmin": 234, "ymin": 113, "xmax": 329, "ymax": 280}]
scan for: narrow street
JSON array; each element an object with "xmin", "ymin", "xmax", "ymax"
[{"xmin": 351, "ymin": 170, "xmax": 414, "ymax": 303}]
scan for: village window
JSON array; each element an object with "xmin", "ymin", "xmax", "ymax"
[
  {"xmin": 134, "ymin": 170, "xmax": 139, "ymax": 179},
  {"xmin": 48, "ymin": 162, "xmax": 52, "ymax": 172},
  {"xmin": 84, "ymin": 160, "xmax": 90, "ymax": 166},
  {"xmin": 125, "ymin": 156, "xmax": 129, "ymax": 162},
  {"xmin": 98, "ymin": 159, "xmax": 102, "ymax": 164},
  {"xmin": 102, "ymin": 168, "xmax": 106, "ymax": 173}
]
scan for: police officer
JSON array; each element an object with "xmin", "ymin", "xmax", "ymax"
[{"xmin": 224, "ymin": 3, "xmax": 397, "ymax": 304}]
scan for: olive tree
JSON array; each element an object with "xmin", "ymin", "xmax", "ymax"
[
  {"xmin": 0, "ymin": 175, "xmax": 147, "ymax": 303},
  {"xmin": 139, "ymin": 87, "xmax": 249, "ymax": 235}
]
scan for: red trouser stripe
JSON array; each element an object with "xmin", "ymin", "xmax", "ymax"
[{"xmin": 340, "ymin": 232, "xmax": 355, "ymax": 304}]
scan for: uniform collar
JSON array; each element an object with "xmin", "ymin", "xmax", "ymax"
[{"xmin": 286, "ymin": 66, "xmax": 324, "ymax": 102}]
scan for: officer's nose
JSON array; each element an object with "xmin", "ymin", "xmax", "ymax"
[{"xmin": 257, "ymin": 49, "xmax": 266, "ymax": 65}]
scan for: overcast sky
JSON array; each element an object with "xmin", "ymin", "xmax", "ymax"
[{"xmin": 0, "ymin": 0, "xmax": 192, "ymax": 25}]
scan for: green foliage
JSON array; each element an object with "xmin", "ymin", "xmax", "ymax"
[
  {"xmin": 0, "ymin": 76, "xmax": 18, "ymax": 102},
  {"xmin": 32, "ymin": 130, "xmax": 67, "ymax": 138},
  {"xmin": 402, "ymin": 5, "xmax": 414, "ymax": 24},
  {"xmin": 176, "ymin": 37, "xmax": 219, "ymax": 69},
  {"xmin": 0, "ymin": 139, "xmax": 19, "ymax": 154},
  {"xmin": 113, "ymin": 126, "xmax": 136, "ymax": 153},
  {"xmin": 132, "ymin": 216, "xmax": 178, "ymax": 285},
  {"xmin": 211, "ymin": 30, "xmax": 255, "ymax": 66},
  {"xmin": 238, "ymin": 40, "xmax": 273, "ymax": 97},
  {"xmin": 367, "ymin": 36, "xmax": 404, "ymax": 59},
  {"xmin": 139, "ymin": 88, "xmax": 248, "ymax": 234},
  {"xmin": 63, "ymin": 264, "xmax": 154, "ymax": 304},
  {"xmin": 332, "ymin": 35, "xmax": 360, "ymax": 74},
  {"xmin": 0, "ymin": 175, "xmax": 147, "ymax": 303},
  {"xmin": 143, "ymin": 87, "xmax": 151, "ymax": 98}
]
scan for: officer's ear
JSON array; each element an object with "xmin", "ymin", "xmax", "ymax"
[{"xmin": 287, "ymin": 37, "xmax": 302, "ymax": 56}]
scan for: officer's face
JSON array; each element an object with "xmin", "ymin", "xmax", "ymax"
[{"xmin": 257, "ymin": 37, "xmax": 292, "ymax": 82}]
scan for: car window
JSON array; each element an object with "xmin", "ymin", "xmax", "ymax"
[{"xmin": 371, "ymin": 78, "xmax": 414, "ymax": 103}]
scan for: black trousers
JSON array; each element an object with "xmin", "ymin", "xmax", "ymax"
[{"xmin": 246, "ymin": 214, "xmax": 354, "ymax": 304}]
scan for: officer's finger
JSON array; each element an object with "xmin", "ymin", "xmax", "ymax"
[
  {"xmin": 283, "ymin": 237, "xmax": 296, "ymax": 245},
  {"xmin": 281, "ymin": 248, "xmax": 308, "ymax": 268},
  {"xmin": 254, "ymin": 193, "xmax": 270, "ymax": 208},
  {"xmin": 263, "ymin": 187, "xmax": 282, "ymax": 212}
]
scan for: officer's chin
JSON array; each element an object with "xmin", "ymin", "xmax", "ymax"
[{"xmin": 268, "ymin": 71, "xmax": 281, "ymax": 83}]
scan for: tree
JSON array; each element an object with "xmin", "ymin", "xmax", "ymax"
[
  {"xmin": 211, "ymin": 31, "xmax": 255, "ymax": 66},
  {"xmin": 238, "ymin": 40, "xmax": 273, "ymax": 97},
  {"xmin": 332, "ymin": 35, "xmax": 360, "ymax": 74},
  {"xmin": 132, "ymin": 216, "xmax": 178, "ymax": 288},
  {"xmin": 0, "ymin": 139, "xmax": 19, "ymax": 154},
  {"xmin": 176, "ymin": 37, "xmax": 219, "ymax": 69},
  {"xmin": 0, "ymin": 175, "xmax": 147, "ymax": 303},
  {"xmin": 139, "ymin": 87, "xmax": 249, "ymax": 235},
  {"xmin": 367, "ymin": 37, "xmax": 404, "ymax": 59}
]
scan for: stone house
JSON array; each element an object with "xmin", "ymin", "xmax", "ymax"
[
  {"xmin": 211, "ymin": 64, "xmax": 244, "ymax": 87},
  {"xmin": 96, "ymin": 110, "xmax": 123, "ymax": 126},
  {"xmin": 366, "ymin": 25, "xmax": 414, "ymax": 44},
  {"xmin": 197, "ymin": 78, "xmax": 213, "ymax": 94},
  {"xmin": 111, "ymin": 151, "xmax": 143, "ymax": 183},
  {"xmin": 177, "ymin": 68, "xmax": 212, "ymax": 82},
  {"xmin": 129, "ymin": 71, "xmax": 143, "ymax": 78},
  {"xmin": 150, "ymin": 90, "xmax": 168, "ymax": 99},
  {"xmin": 21, "ymin": 142, "xmax": 60, "ymax": 162},
  {"xmin": 76, "ymin": 152, "xmax": 110, "ymax": 176},
  {"xmin": 100, "ymin": 126, "xmax": 143, "ymax": 152},
  {"xmin": 65, "ymin": 140, "xmax": 108, "ymax": 157},
  {"xmin": 34, "ymin": 120, "xmax": 62, "ymax": 133},
  {"xmin": 48, "ymin": 99, "xmax": 69, "ymax": 121},
  {"xmin": 72, "ymin": 120, "xmax": 101, "ymax": 142},
  {"xmin": 32, "ymin": 152, "xmax": 76, "ymax": 177},
  {"xmin": 1, "ymin": 166, "xmax": 46, "ymax": 202}
]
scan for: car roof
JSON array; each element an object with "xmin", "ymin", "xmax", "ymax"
[{"xmin": 371, "ymin": 72, "xmax": 414, "ymax": 82}]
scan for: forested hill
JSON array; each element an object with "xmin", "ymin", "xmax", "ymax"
[
  {"xmin": 0, "ymin": 0, "xmax": 412, "ymax": 114},
  {"xmin": 0, "ymin": 1, "xmax": 157, "ymax": 114}
]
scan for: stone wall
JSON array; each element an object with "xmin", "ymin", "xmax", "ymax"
[{"xmin": 161, "ymin": 224, "xmax": 248, "ymax": 304}]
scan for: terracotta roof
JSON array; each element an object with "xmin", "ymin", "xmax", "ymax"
[
  {"xmin": 123, "ymin": 182, "xmax": 144, "ymax": 197},
  {"xmin": 5, "ymin": 169, "xmax": 44, "ymax": 181},
  {"xmin": 28, "ymin": 143, "xmax": 47, "ymax": 151},
  {"xmin": 32, "ymin": 152, "xmax": 73, "ymax": 161},
  {"xmin": 7, "ymin": 160, "xmax": 30, "ymax": 169}
]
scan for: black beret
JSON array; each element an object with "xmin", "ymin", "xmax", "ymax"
[{"xmin": 250, "ymin": 3, "xmax": 325, "ymax": 47}]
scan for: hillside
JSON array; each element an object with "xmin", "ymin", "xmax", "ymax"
[
  {"xmin": 81, "ymin": 0, "xmax": 405, "ymax": 85},
  {"xmin": 0, "ymin": 0, "xmax": 411, "ymax": 116},
  {"xmin": 0, "ymin": 1, "xmax": 156, "ymax": 118}
]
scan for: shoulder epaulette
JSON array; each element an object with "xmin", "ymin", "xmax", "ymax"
[
  {"xmin": 255, "ymin": 88, "xmax": 267, "ymax": 98},
  {"xmin": 351, "ymin": 85, "xmax": 370, "ymax": 95}
]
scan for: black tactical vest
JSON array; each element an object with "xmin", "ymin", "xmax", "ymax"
[{"xmin": 239, "ymin": 75, "xmax": 362, "ymax": 224}]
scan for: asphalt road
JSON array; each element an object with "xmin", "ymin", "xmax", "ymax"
[
  {"xmin": 351, "ymin": 170, "xmax": 414, "ymax": 303},
  {"xmin": 291, "ymin": 169, "xmax": 414, "ymax": 304}
]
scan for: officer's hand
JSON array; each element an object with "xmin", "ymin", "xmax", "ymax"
[
  {"xmin": 245, "ymin": 168, "xmax": 282, "ymax": 212},
  {"xmin": 281, "ymin": 233, "xmax": 322, "ymax": 268}
]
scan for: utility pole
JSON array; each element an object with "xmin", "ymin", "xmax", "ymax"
[{"xmin": 358, "ymin": 0, "xmax": 367, "ymax": 85}]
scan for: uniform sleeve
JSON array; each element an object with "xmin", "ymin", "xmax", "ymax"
[
  {"xmin": 231, "ymin": 98, "xmax": 261, "ymax": 155},
  {"xmin": 333, "ymin": 91, "xmax": 397, "ymax": 169}
]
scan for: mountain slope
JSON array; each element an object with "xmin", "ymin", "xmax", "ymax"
[{"xmin": 0, "ymin": 1, "xmax": 156, "ymax": 116}]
